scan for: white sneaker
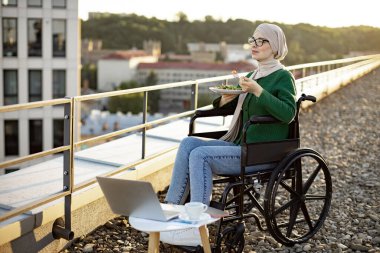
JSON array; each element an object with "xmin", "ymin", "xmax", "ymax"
[{"xmin": 160, "ymin": 227, "xmax": 209, "ymax": 247}]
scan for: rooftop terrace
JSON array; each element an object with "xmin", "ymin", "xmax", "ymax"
[{"xmin": 1, "ymin": 55, "xmax": 380, "ymax": 252}]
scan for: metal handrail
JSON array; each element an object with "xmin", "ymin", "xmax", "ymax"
[
  {"xmin": 0, "ymin": 146, "xmax": 70, "ymax": 170},
  {"xmin": 75, "ymin": 80, "xmax": 196, "ymax": 102},
  {"xmin": 75, "ymin": 109, "xmax": 199, "ymax": 147},
  {"xmin": 0, "ymin": 98, "xmax": 69, "ymax": 113},
  {"xmin": 297, "ymin": 57, "xmax": 379, "ymax": 84},
  {"xmin": 0, "ymin": 191, "xmax": 69, "ymax": 223},
  {"xmin": 287, "ymin": 54, "xmax": 379, "ymax": 71},
  {"xmin": 0, "ymin": 54, "xmax": 379, "ymax": 226}
]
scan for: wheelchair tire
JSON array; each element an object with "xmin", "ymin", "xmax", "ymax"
[
  {"xmin": 215, "ymin": 223, "xmax": 245, "ymax": 253},
  {"xmin": 264, "ymin": 148, "xmax": 332, "ymax": 246}
]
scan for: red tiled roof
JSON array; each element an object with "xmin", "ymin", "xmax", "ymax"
[
  {"xmin": 159, "ymin": 54, "xmax": 192, "ymax": 61},
  {"xmin": 137, "ymin": 61, "xmax": 255, "ymax": 71},
  {"xmin": 102, "ymin": 50, "xmax": 149, "ymax": 60}
]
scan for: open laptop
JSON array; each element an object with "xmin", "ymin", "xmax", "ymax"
[{"xmin": 96, "ymin": 176, "xmax": 180, "ymax": 221}]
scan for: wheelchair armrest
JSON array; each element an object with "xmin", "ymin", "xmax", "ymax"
[
  {"xmin": 189, "ymin": 107, "xmax": 234, "ymax": 135},
  {"xmin": 241, "ymin": 115, "xmax": 281, "ymax": 144},
  {"xmin": 194, "ymin": 107, "xmax": 235, "ymax": 118}
]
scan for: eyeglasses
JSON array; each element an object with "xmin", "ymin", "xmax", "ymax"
[{"xmin": 248, "ymin": 36, "xmax": 269, "ymax": 47}]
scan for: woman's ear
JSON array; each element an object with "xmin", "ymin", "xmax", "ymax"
[{"xmin": 272, "ymin": 50, "xmax": 276, "ymax": 58}]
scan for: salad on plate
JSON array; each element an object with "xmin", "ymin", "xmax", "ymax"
[{"xmin": 209, "ymin": 84, "xmax": 245, "ymax": 95}]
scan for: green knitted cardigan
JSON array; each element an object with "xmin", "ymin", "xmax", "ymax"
[{"xmin": 213, "ymin": 69, "xmax": 297, "ymax": 144}]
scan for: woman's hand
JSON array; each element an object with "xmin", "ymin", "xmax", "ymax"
[
  {"xmin": 239, "ymin": 76, "xmax": 263, "ymax": 97},
  {"xmin": 219, "ymin": 94, "xmax": 238, "ymax": 107}
]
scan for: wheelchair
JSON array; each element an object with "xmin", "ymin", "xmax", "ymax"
[{"xmin": 172, "ymin": 94, "xmax": 332, "ymax": 253}]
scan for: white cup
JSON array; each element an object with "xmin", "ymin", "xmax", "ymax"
[{"xmin": 185, "ymin": 202, "xmax": 208, "ymax": 220}]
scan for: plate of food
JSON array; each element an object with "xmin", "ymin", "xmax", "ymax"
[{"xmin": 209, "ymin": 85, "xmax": 245, "ymax": 95}]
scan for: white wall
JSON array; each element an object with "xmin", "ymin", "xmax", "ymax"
[
  {"xmin": 97, "ymin": 56, "xmax": 158, "ymax": 91},
  {"xmin": 97, "ymin": 60, "xmax": 132, "ymax": 91}
]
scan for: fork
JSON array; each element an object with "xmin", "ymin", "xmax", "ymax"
[{"xmin": 231, "ymin": 70, "xmax": 239, "ymax": 79}]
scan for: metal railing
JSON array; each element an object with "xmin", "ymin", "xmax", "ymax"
[{"xmin": 0, "ymin": 54, "xmax": 379, "ymax": 239}]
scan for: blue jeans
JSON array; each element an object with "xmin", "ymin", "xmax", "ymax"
[{"xmin": 165, "ymin": 136, "xmax": 242, "ymax": 205}]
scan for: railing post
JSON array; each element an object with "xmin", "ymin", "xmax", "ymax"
[
  {"xmin": 53, "ymin": 97, "xmax": 74, "ymax": 240},
  {"xmin": 142, "ymin": 92, "xmax": 148, "ymax": 159},
  {"xmin": 190, "ymin": 82, "xmax": 198, "ymax": 110}
]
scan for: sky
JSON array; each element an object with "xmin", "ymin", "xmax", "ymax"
[{"xmin": 78, "ymin": 0, "xmax": 380, "ymax": 28}]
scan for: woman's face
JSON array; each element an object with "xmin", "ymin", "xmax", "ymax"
[{"xmin": 250, "ymin": 31, "xmax": 275, "ymax": 62}]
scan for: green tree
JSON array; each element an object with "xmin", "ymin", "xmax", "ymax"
[
  {"xmin": 286, "ymin": 41, "xmax": 306, "ymax": 65},
  {"xmin": 81, "ymin": 63, "xmax": 97, "ymax": 90},
  {"xmin": 108, "ymin": 81, "xmax": 143, "ymax": 114},
  {"xmin": 145, "ymin": 71, "xmax": 160, "ymax": 114}
]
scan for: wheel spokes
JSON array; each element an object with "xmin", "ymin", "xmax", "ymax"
[
  {"xmin": 286, "ymin": 201, "xmax": 301, "ymax": 237},
  {"xmin": 303, "ymin": 164, "xmax": 322, "ymax": 193},
  {"xmin": 300, "ymin": 202, "xmax": 313, "ymax": 230},
  {"xmin": 274, "ymin": 197, "xmax": 298, "ymax": 216},
  {"xmin": 280, "ymin": 180, "xmax": 300, "ymax": 197}
]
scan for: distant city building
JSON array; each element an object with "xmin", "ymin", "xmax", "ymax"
[
  {"xmin": 159, "ymin": 53, "xmax": 192, "ymax": 62},
  {"xmin": 143, "ymin": 40, "xmax": 161, "ymax": 57},
  {"xmin": 81, "ymin": 38, "xmax": 114, "ymax": 65},
  {"xmin": 187, "ymin": 42, "xmax": 253, "ymax": 63},
  {"xmin": 97, "ymin": 50, "xmax": 158, "ymax": 91},
  {"xmin": 137, "ymin": 61, "xmax": 255, "ymax": 112},
  {"xmin": 0, "ymin": 0, "xmax": 80, "ymax": 174}
]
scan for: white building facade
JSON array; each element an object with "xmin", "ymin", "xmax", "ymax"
[
  {"xmin": 0, "ymin": 0, "xmax": 80, "ymax": 174},
  {"xmin": 97, "ymin": 50, "xmax": 158, "ymax": 91}
]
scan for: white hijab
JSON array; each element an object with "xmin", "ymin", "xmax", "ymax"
[{"xmin": 220, "ymin": 23, "xmax": 288, "ymax": 142}]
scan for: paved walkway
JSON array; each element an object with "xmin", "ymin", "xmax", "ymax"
[{"xmin": 64, "ymin": 69, "xmax": 380, "ymax": 253}]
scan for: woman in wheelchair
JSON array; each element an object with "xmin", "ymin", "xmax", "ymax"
[
  {"xmin": 165, "ymin": 23, "xmax": 296, "ymax": 206},
  {"xmin": 161, "ymin": 23, "xmax": 332, "ymax": 250},
  {"xmin": 160, "ymin": 23, "xmax": 297, "ymax": 249}
]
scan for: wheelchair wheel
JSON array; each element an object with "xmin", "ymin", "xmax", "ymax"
[{"xmin": 264, "ymin": 149, "xmax": 332, "ymax": 246}]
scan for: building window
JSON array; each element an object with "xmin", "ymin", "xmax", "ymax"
[
  {"xmin": 1, "ymin": 0, "xmax": 17, "ymax": 6},
  {"xmin": 53, "ymin": 70, "xmax": 66, "ymax": 98},
  {"xmin": 53, "ymin": 119, "xmax": 64, "ymax": 148},
  {"xmin": 52, "ymin": 0, "xmax": 65, "ymax": 8},
  {"xmin": 52, "ymin": 20, "xmax": 66, "ymax": 57},
  {"xmin": 29, "ymin": 120, "xmax": 43, "ymax": 154},
  {"xmin": 4, "ymin": 120, "xmax": 18, "ymax": 156},
  {"xmin": 27, "ymin": 0, "xmax": 41, "ymax": 7},
  {"xmin": 28, "ymin": 19, "xmax": 42, "ymax": 57},
  {"xmin": 3, "ymin": 70, "xmax": 18, "ymax": 105},
  {"xmin": 2, "ymin": 18, "xmax": 17, "ymax": 57},
  {"xmin": 29, "ymin": 70, "xmax": 42, "ymax": 102}
]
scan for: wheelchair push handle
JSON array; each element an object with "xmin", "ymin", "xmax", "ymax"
[{"xmin": 299, "ymin": 94, "xmax": 316, "ymax": 103}]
